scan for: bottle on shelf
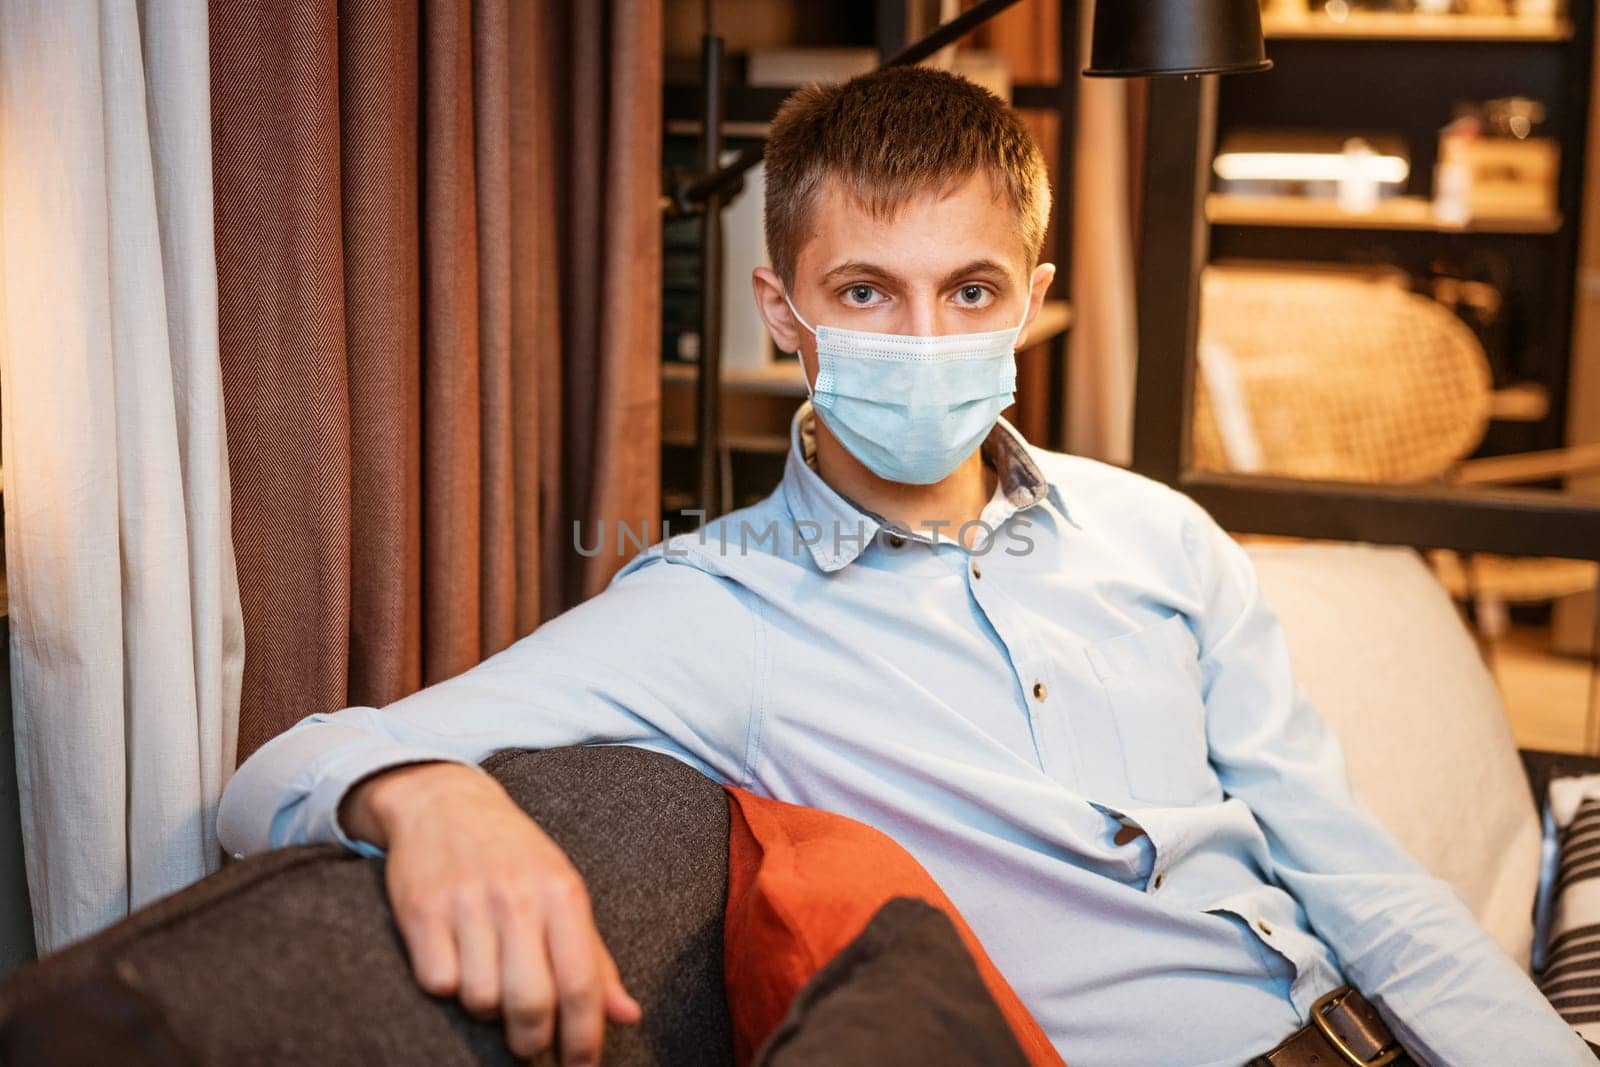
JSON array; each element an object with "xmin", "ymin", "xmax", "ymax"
[
  {"xmin": 1433, "ymin": 117, "xmax": 1477, "ymax": 227},
  {"xmin": 1338, "ymin": 137, "xmax": 1382, "ymax": 214}
]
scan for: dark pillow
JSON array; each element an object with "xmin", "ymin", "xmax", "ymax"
[{"xmin": 752, "ymin": 897, "xmax": 1032, "ymax": 1067}]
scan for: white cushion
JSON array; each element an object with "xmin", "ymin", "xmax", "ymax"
[{"xmin": 1244, "ymin": 540, "xmax": 1540, "ymax": 969}]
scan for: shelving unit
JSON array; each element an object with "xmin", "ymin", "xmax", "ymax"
[
  {"xmin": 1208, "ymin": 1, "xmax": 1596, "ymax": 459},
  {"xmin": 1261, "ymin": 11, "xmax": 1573, "ymax": 42},
  {"xmin": 1206, "ymin": 192, "xmax": 1563, "ymax": 233}
]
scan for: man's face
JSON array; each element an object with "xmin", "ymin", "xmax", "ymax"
[
  {"xmin": 788, "ymin": 169, "xmax": 1042, "ymax": 334},
  {"xmin": 754, "ymin": 170, "xmax": 1055, "ymax": 370}
]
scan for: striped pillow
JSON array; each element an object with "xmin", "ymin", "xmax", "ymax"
[{"xmin": 1539, "ymin": 796, "xmax": 1600, "ymax": 1048}]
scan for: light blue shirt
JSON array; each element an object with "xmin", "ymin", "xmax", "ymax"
[{"xmin": 219, "ymin": 404, "xmax": 1588, "ymax": 1066}]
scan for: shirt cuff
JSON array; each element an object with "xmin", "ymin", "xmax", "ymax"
[
  {"xmin": 219, "ymin": 725, "xmax": 499, "ymax": 859},
  {"xmin": 312, "ymin": 746, "xmax": 497, "ymax": 859},
  {"xmin": 325, "ymin": 754, "xmax": 477, "ymax": 859}
]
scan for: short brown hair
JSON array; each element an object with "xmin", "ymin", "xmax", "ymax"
[{"xmin": 763, "ymin": 65, "xmax": 1052, "ymax": 290}]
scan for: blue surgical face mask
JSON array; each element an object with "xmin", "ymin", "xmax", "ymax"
[{"xmin": 783, "ymin": 290, "xmax": 1026, "ymax": 485}]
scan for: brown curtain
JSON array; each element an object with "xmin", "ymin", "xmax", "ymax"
[{"xmin": 211, "ymin": 0, "xmax": 662, "ymax": 761}]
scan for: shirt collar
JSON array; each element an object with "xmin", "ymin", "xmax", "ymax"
[{"xmin": 779, "ymin": 401, "xmax": 1074, "ymax": 573}]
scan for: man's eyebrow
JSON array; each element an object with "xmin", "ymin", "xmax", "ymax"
[
  {"xmin": 819, "ymin": 258, "xmax": 1015, "ymax": 288},
  {"xmin": 937, "ymin": 259, "xmax": 1014, "ymax": 288},
  {"xmin": 820, "ymin": 261, "xmax": 906, "ymax": 285}
]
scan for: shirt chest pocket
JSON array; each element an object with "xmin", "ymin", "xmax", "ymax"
[{"xmin": 1083, "ymin": 613, "xmax": 1215, "ymax": 807}]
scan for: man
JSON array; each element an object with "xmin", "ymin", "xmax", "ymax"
[{"xmin": 218, "ymin": 66, "xmax": 1588, "ymax": 1066}]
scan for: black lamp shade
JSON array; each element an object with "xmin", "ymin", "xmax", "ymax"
[{"xmin": 1084, "ymin": 0, "xmax": 1272, "ymax": 78}]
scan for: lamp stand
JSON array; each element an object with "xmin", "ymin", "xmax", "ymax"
[{"xmin": 1130, "ymin": 74, "xmax": 1218, "ymax": 485}]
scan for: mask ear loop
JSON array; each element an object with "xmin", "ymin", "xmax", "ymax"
[
  {"xmin": 1010, "ymin": 299, "xmax": 1032, "ymax": 347},
  {"xmin": 782, "ymin": 290, "xmax": 819, "ymax": 400}
]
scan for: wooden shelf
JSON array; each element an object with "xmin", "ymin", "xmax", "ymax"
[
  {"xmin": 662, "ymin": 359, "xmax": 808, "ymax": 397},
  {"xmin": 1207, "ymin": 193, "xmax": 1563, "ymax": 234},
  {"xmin": 661, "ymin": 429, "xmax": 794, "ymax": 452},
  {"xmin": 1261, "ymin": 11, "xmax": 1573, "ymax": 42}
]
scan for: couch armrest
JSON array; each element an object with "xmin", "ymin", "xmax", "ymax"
[{"xmin": 0, "ymin": 744, "xmax": 735, "ymax": 1066}]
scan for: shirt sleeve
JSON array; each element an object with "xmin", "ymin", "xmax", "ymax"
[
  {"xmin": 1179, "ymin": 499, "xmax": 1591, "ymax": 1066},
  {"xmin": 216, "ymin": 550, "xmax": 763, "ymax": 860}
]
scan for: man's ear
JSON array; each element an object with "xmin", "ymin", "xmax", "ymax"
[
  {"xmin": 1018, "ymin": 262, "xmax": 1058, "ymax": 347},
  {"xmin": 753, "ymin": 266, "xmax": 806, "ymax": 355}
]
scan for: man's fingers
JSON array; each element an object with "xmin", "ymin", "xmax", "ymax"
[
  {"xmin": 600, "ymin": 945, "xmax": 642, "ymax": 1024},
  {"xmin": 498, "ymin": 904, "xmax": 557, "ymax": 1058},
  {"xmin": 455, "ymin": 906, "xmax": 503, "ymax": 1020},
  {"xmin": 546, "ymin": 881, "xmax": 607, "ymax": 1067},
  {"xmin": 395, "ymin": 893, "xmax": 461, "ymax": 999}
]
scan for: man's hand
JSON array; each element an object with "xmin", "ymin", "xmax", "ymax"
[{"xmin": 340, "ymin": 762, "xmax": 642, "ymax": 1064}]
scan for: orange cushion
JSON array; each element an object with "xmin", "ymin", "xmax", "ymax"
[{"xmin": 722, "ymin": 786, "xmax": 1064, "ymax": 1066}]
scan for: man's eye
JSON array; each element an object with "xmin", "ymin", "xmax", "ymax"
[
  {"xmin": 845, "ymin": 285, "xmax": 879, "ymax": 305},
  {"xmin": 958, "ymin": 285, "xmax": 990, "ymax": 306}
]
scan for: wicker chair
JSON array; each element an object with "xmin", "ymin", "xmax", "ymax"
[{"xmin": 1192, "ymin": 265, "xmax": 1600, "ymax": 643}]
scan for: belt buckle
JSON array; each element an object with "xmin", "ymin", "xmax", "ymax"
[{"xmin": 1311, "ymin": 987, "xmax": 1401, "ymax": 1067}]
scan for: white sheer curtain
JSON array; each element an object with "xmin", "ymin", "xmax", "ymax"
[{"xmin": 0, "ymin": 1, "xmax": 243, "ymax": 951}]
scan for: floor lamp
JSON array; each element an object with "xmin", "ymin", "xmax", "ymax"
[{"xmin": 1080, "ymin": 0, "xmax": 1275, "ymax": 482}]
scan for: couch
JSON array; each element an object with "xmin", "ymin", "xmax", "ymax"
[{"xmin": 0, "ymin": 541, "xmax": 1587, "ymax": 1063}]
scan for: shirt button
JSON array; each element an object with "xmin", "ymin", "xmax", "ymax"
[
  {"xmin": 232, "ymin": 852, "xmax": 244, "ymax": 861},
  {"xmin": 887, "ymin": 534, "xmax": 906, "ymax": 548},
  {"xmin": 970, "ymin": 561, "xmax": 982, "ymax": 579},
  {"xmin": 1032, "ymin": 681, "xmax": 1048, "ymax": 701},
  {"xmin": 1257, "ymin": 919, "xmax": 1273, "ymax": 936}
]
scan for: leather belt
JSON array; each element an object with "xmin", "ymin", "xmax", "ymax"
[{"xmin": 1247, "ymin": 986, "xmax": 1406, "ymax": 1067}]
